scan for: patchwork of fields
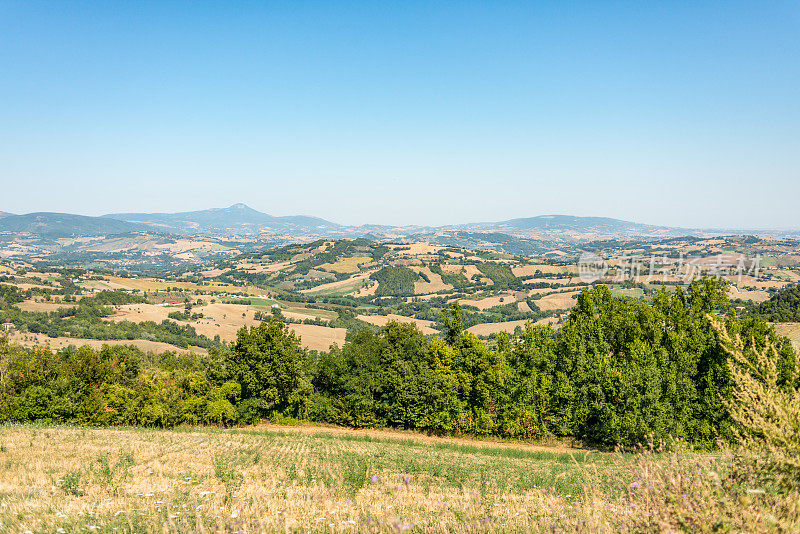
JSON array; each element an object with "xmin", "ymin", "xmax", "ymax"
[{"xmin": 2, "ymin": 235, "xmax": 800, "ymax": 356}]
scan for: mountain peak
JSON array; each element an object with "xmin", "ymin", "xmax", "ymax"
[{"xmin": 229, "ymin": 203, "xmax": 251, "ymax": 210}]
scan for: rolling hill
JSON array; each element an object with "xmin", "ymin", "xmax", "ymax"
[
  {"xmin": 104, "ymin": 203, "xmax": 340, "ymax": 235},
  {"xmin": 0, "ymin": 212, "xmax": 146, "ymax": 238},
  {"xmin": 461, "ymin": 214, "xmax": 684, "ymax": 237}
]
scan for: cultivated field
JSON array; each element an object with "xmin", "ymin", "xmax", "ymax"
[
  {"xmin": 466, "ymin": 317, "xmax": 558, "ymax": 337},
  {"xmin": 106, "ymin": 303, "xmax": 344, "ymax": 351},
  {"xmin": 774, "ymin": 322, "xmax": 800, "ymax": 350},
  {"xmin": 357, "ymin": 314, "xmax": 439, "ymax": 335},
  {"xmin": 3, "ymin": 331, "xmax": 207, "ymax": 355},
  {"xmin": 1, "ymin": 424, "xmax": 795, "ymax": 533},
  {"xmin": 532, "ymin": 291, "xmax": 581, "ymax": 311}
]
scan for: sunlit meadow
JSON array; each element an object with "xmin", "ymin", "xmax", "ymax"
[{"xmin": 1, "ymin": 423, "xmax": 798, "ymax": 533}]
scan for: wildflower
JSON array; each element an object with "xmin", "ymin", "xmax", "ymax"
[
  {"xmin": 630, "ymin": 481, "xmax": 640, "ymax": 489},
  {"xmin": 403, "ymin": 475, "xmax": 410, "ymax": 485},
  {"xmin": 371, "ymin": 475, "xmax": 379, "ymax": 483}
]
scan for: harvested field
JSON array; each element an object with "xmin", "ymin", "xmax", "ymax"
[
  {"xmin": 467, "ymin": 317, "xmax": 557, "ymax": 336},
  {"xmin": 773, "ymin": 322, "xmax": 800, "ymax": 350},
  {"xmin": 236, "ymin": 261, "xmax": 291, "ymax": 273},
  {"xmin": 728, "ymin": 287, "xmax": 771, "ymax": 302},
  {"xmin": 534, "ymin": 290, "xmax": 581, "ymax": 311},
  {"xmin": 17, "ymin": 300, "xmax": 75, "ymax": 312},
  {"xmin": 197, "ymin": 268, "xmax": 229, "ymax": 277},
  {"xmin": 357, "ymin": 313, "xmax": 439, "ymax": 335},
  {"xmin": 300, "ymin": 272, "xmax": 372, "ymax": 296},
  {"xmin": 319, "ymin": 256, "xmax": 372, "ymax": 273},
  {"xmin": 0, "ymin": 425, "xmax": 600, "ymax": 533},
  {"xmin": 512, "ymin": 264, "xmax": 574, "ymax": 277},
  {"xmin": 107, "ymin": 303, "xmax": 343, "ymax": 351},
  {"xmin": 280, "ymin": 306, "xmax": 338, "ymax": 322},
  {"xmin": 413, "ymin": 266, "xmax": 452, "ymax": 294},
  {"xmin": 80, "ymin": 276, "xmax": 260, "ymax": 296},
  {"xmin": 441, "ymin": 263, "xmax": 491, "ymax": 284},
  {"xmin": 351, "ymin": 281, "xmax": 378, "ymax": 298},
  {"xmin": 288, "ymin": 323, "xmax": 347, "ymax": 351},
  {"xmin": 9, "ymin": 282, "xmax": 54, "ymax": 291},
  {"xmin": 390, "ymin": 243, "xmax": 440, "ymax": 255},
  {"xmin": 4, "ymin": 330, "xmax": 206, "ymax": 355},
  {"xmin": 456, "ymin": 293, "xmax": 516, "ymax": 310},
  {"xmin": 108, "ymin": 303, "xmax": 174, "ymax": 324},
  {"xmin": 1, "ymin": 424, "xmax": 778, "ymax": 532},
  {"xmin": 732, "ymin": 278, "xmax": 788, "ymax": 290}
]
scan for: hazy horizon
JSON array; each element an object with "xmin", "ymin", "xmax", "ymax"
[
  {"xmin": 3, "ymin": 202, "xmax": 800, "ymax": 232},
  {"xmin": 1, "ymin": 2, "xmax": 798, "ymax": 229}
]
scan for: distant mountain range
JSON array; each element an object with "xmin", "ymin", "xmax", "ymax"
[
  {"xmin": 104, "ymin": 203, "xmax": 338, "ymax": 235},
  {"xmin": 461, "ymin": 215, "xmax": 676, "ymax": 234},
  {"xmin": 0, "ymin": 203, "xmax": 775, "ymax": 241},
  {"xmin": 0, "ymin": 212, "xmax": 146, "ymax": 238}
]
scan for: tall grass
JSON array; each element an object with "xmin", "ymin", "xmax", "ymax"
[{"xmin": 714, "ymin": 316, "xmax": 800, "ymax": 487}]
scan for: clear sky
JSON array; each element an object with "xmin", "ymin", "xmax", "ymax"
[{"xmin": 1, "ymin": 1, "xmax": 798, "ymax": 228}]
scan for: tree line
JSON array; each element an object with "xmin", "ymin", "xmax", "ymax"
[{"xmin": 1, "ymin": 279, "xmax": 796, "ymax": 448}]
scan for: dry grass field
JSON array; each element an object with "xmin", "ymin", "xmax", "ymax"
[
  {"xmin": 16, "ymin": 300, "xmax": 74, "ymax": 313},
  {"xmin": 319, "ymin": 256, "xmax": 372, "ymax": 274},
  {"xmin": 466, "ymin": 317, "xmax": 558, "ymax": 337},
  {"xmin": 456, "ymin": 294, "xmax": 516, "ymax": 311},
  {"xmin": 773, "ymin": 322, "xmax": 800, "ymax": 350},
  {"xmin": 728, "ymin": 287, "xmax": 771, "ymax": 302},
  {"xmin": 80, "ymin": 276, "xmax": 261, "ymax": 296},
  {"xmin": 352, "ymin": 281, "xmax": 378, "ymax": 298},
  {"xmin": 1, "ymin": 424, "xmax": 795, "ymax": 533},
  {"xmin": 106, "ymin": 303, "xmax": 345, "ymax": 352},
  {"xmin": 300, "ymin": 272, "xmax": 373, "ymax": 296},
  {"xmin": 532, "ymin": 291, "xmax": 581, "ymax": 311},
  {"xmin": 287, "ymin": 324, "xmax": 347, "ymax": 352},
  {"xmin": 413, "ymin": 267, "xmax": 452, "ymax": 294},
  {"xmin": 512, "ymin": 265, "xmax": 575, "ymax": 277},
  {"xmin": 3, "ymin": 331, "xmax": 206, "ymax": 355},
  {"xmin": 357, "ymin": 314, "xmax": 439, "ymax": 335}
]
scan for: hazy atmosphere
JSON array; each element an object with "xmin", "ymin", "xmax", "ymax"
[{"xmin": 1, "ymin": 1, "xmax": 798, "ymax": 228}]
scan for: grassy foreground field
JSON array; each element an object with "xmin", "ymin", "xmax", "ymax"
[{"xmin": 1, "ymin": 425, "xmax": 798, "ymax": 533}]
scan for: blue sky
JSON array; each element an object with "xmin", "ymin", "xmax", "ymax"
[{"xmin": 1, "ymin": 1, "xmax": 798, "ymax": 228}]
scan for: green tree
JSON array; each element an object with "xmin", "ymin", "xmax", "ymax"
[{"xmin": 226, "ymin": 319, "xmax": 312, "ymax": 421}]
